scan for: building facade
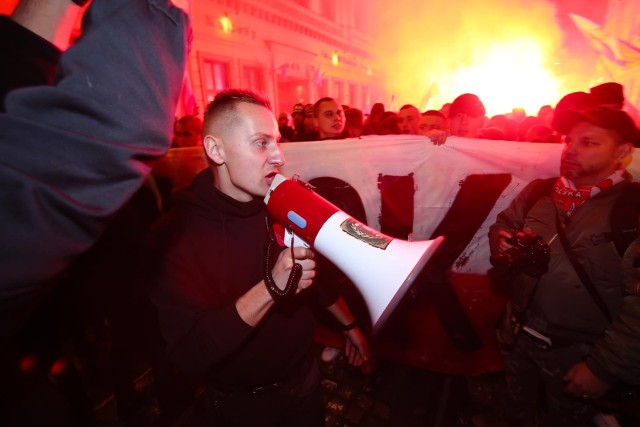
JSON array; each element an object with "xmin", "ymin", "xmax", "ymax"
[{"xmin": 185, "ymin": 0, "xmax": 384, "ymax": 117}]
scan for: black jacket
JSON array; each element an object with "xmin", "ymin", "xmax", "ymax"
[{"xmin": 149, "ymin": 168, "xmax": 337, "ymax": 388}]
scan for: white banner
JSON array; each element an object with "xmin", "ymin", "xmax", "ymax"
[
  {"xmin": 278, "ymin": 135, "xmax": 639, "ymax": 274},
  {"xmin": 159, "ymin": 136, "xmax": 639, "ymax": 276}
]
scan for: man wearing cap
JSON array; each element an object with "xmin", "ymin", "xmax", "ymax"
[
  {"xmin": 489, "ymin": 107, "xmax": 640, "ymax": 426},
  {"xmin": 448, "ymin": 93, "xmax": 486, "ymax": 138},
  {"xmin": 290, "ymin": 102, "xmax": 305, "ymax": 139}
]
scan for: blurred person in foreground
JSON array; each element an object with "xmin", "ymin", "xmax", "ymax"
[
  {"xmin": 149, "ymin": 89, "xmax": 371, "ymax": 426},
  {"xmin": 0, "ymin": 0, "xmax": 191, "ymax": 342},
  {"xmin": 489, "ymin": 107, "xmax": 640, "ymax": 426},
  {"xmin": 0, "ymin": 0, "xmax": 191, "ymax": 425}
]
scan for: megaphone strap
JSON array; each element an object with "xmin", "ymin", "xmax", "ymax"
[{"xmin": 264, "ymin": 230, "xmax": 302, "ymax": 301}]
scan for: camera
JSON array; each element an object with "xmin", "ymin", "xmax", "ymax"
[{"xmin": 490, "ymin": 231, "xmax": 550, "ymax": 278}]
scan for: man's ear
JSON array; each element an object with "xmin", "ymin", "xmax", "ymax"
[
  {"xmin": 203, "ymin": 134, "xmax": 225, "ymax": 165},
  {"xmin": 617, "ymin": 142, "xmax": 634, "ymax": 163}
]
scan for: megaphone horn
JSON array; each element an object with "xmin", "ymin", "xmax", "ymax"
[{"xmin": 264, "ymin": 174, "xmax": 445, "ymax": 334}]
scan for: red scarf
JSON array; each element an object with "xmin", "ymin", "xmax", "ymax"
[{"xmin": 552, "ymin": 168, "xmax": 628, "ymax": 217}]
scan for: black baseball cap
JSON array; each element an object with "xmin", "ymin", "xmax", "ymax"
[{"xmin": 552, "ymin": 107, "xmax": 640, "ymax": 147}]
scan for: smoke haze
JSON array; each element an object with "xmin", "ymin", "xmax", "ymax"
[{"xmin": 367, "ymin": 0, "xmax": 598, "ymax": 116}]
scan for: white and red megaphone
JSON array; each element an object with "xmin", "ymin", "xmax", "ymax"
[{"xmin": 264, "ymin": 174, "xmax": 444, "ymax": 334}]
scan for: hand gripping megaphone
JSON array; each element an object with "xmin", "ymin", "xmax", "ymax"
[{"xmin": 264, "ymin": 174, "xmax": 445, "ymax": 334}]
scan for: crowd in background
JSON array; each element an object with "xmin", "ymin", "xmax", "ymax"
[{"xmin": 172, "ymin": 81, "xmax": 627, "ymax": 149}]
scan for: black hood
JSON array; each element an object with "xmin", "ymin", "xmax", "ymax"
[{"xmin": 176, "ymin": 168, "xmax": 265, "ymax": 221}]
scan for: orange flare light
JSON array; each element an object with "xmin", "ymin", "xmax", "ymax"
[{"xmin": 440, "ymin": 39, "xmax": 561, "ymax": 116}]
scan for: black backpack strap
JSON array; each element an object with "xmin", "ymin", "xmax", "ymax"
[
  {"xmin": 611, "ymin": 182, "xmax": 640, "ymax": 257},
  {"xmin": 555, "ymin": 214, "xmax": 613, "ymax": 323}
]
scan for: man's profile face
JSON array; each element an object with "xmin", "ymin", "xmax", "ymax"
[
  {"xmin": 449, "ymin": 113, "xmax": 484, "ymax": 138},
  {"xmin": 212, "ymin": 103, "xmax": 284, "ymax": 202},
  {"xmin": 398, "ymin": 106, "xmax": 420, "ymax": 134},
  {"xmin": 316, "ymin": 100, "xmax": 345, "ymax": 139},
  {"xmin": 417, "ymin": 115, "xmax": 445, "ymax": 135},
  {"xmin": 560, "ymin": 121, "xmax": 631, "ymax": 186}
]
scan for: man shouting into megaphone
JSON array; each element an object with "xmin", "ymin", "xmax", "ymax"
[{"xmin": 149, "ymin": 89, "xmax": 371, "ymax": 426}]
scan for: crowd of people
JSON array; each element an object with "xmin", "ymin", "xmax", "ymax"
[
  {"xmin": 1, "ymin": 1, "xmax": 640, "ymax": 427},
  {"xmin": 261, "ymin": 81, "xmax": 628, "ymax": 149}
]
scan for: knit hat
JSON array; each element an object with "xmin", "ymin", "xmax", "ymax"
[
  {"xmin": 554, "ymin": 92, "xmax": 596, "ymax": 114},
  {"xmin": 370, "ymin": 102, "xmax": 385, "ymax": 116},
  {"xmin": 553, "ymin": 107, "xmax": 640, "ymax": 147},
  {"xmin": 590, "ymin": 82, "xmax": 624, "ymax": 108},
  {"xmin": 449, "ymin": 93, "xmax": 485, "ymax": 118}
]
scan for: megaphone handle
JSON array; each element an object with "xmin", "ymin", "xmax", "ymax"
[{"xmin": 263, "ymin": 238, "xmax": 302, "ymax": 301}]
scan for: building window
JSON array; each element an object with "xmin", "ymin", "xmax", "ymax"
[
  {"xmin": 202, "ymin": 58, "xmax": 230, "ymax": 103},
  {"xmin": 241, "ymin": 65, "xmax": 265, "ymax": 94}
]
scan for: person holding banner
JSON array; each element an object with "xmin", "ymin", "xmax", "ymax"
[
  {"xmin": 489, "ymin": 106, "xmax": 640, "ymax": 426},
  {"xmin": 149, "ymin": 89, "xmax": 371, "ymax": 426},
  {"xmin": 398, "ymin": 104, "xmax": 448, "ymax": 145}
]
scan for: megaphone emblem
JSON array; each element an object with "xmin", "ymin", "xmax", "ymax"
[{"xmin": 265, "ymin": 174, "xmax": 444, "ymax": 334}]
